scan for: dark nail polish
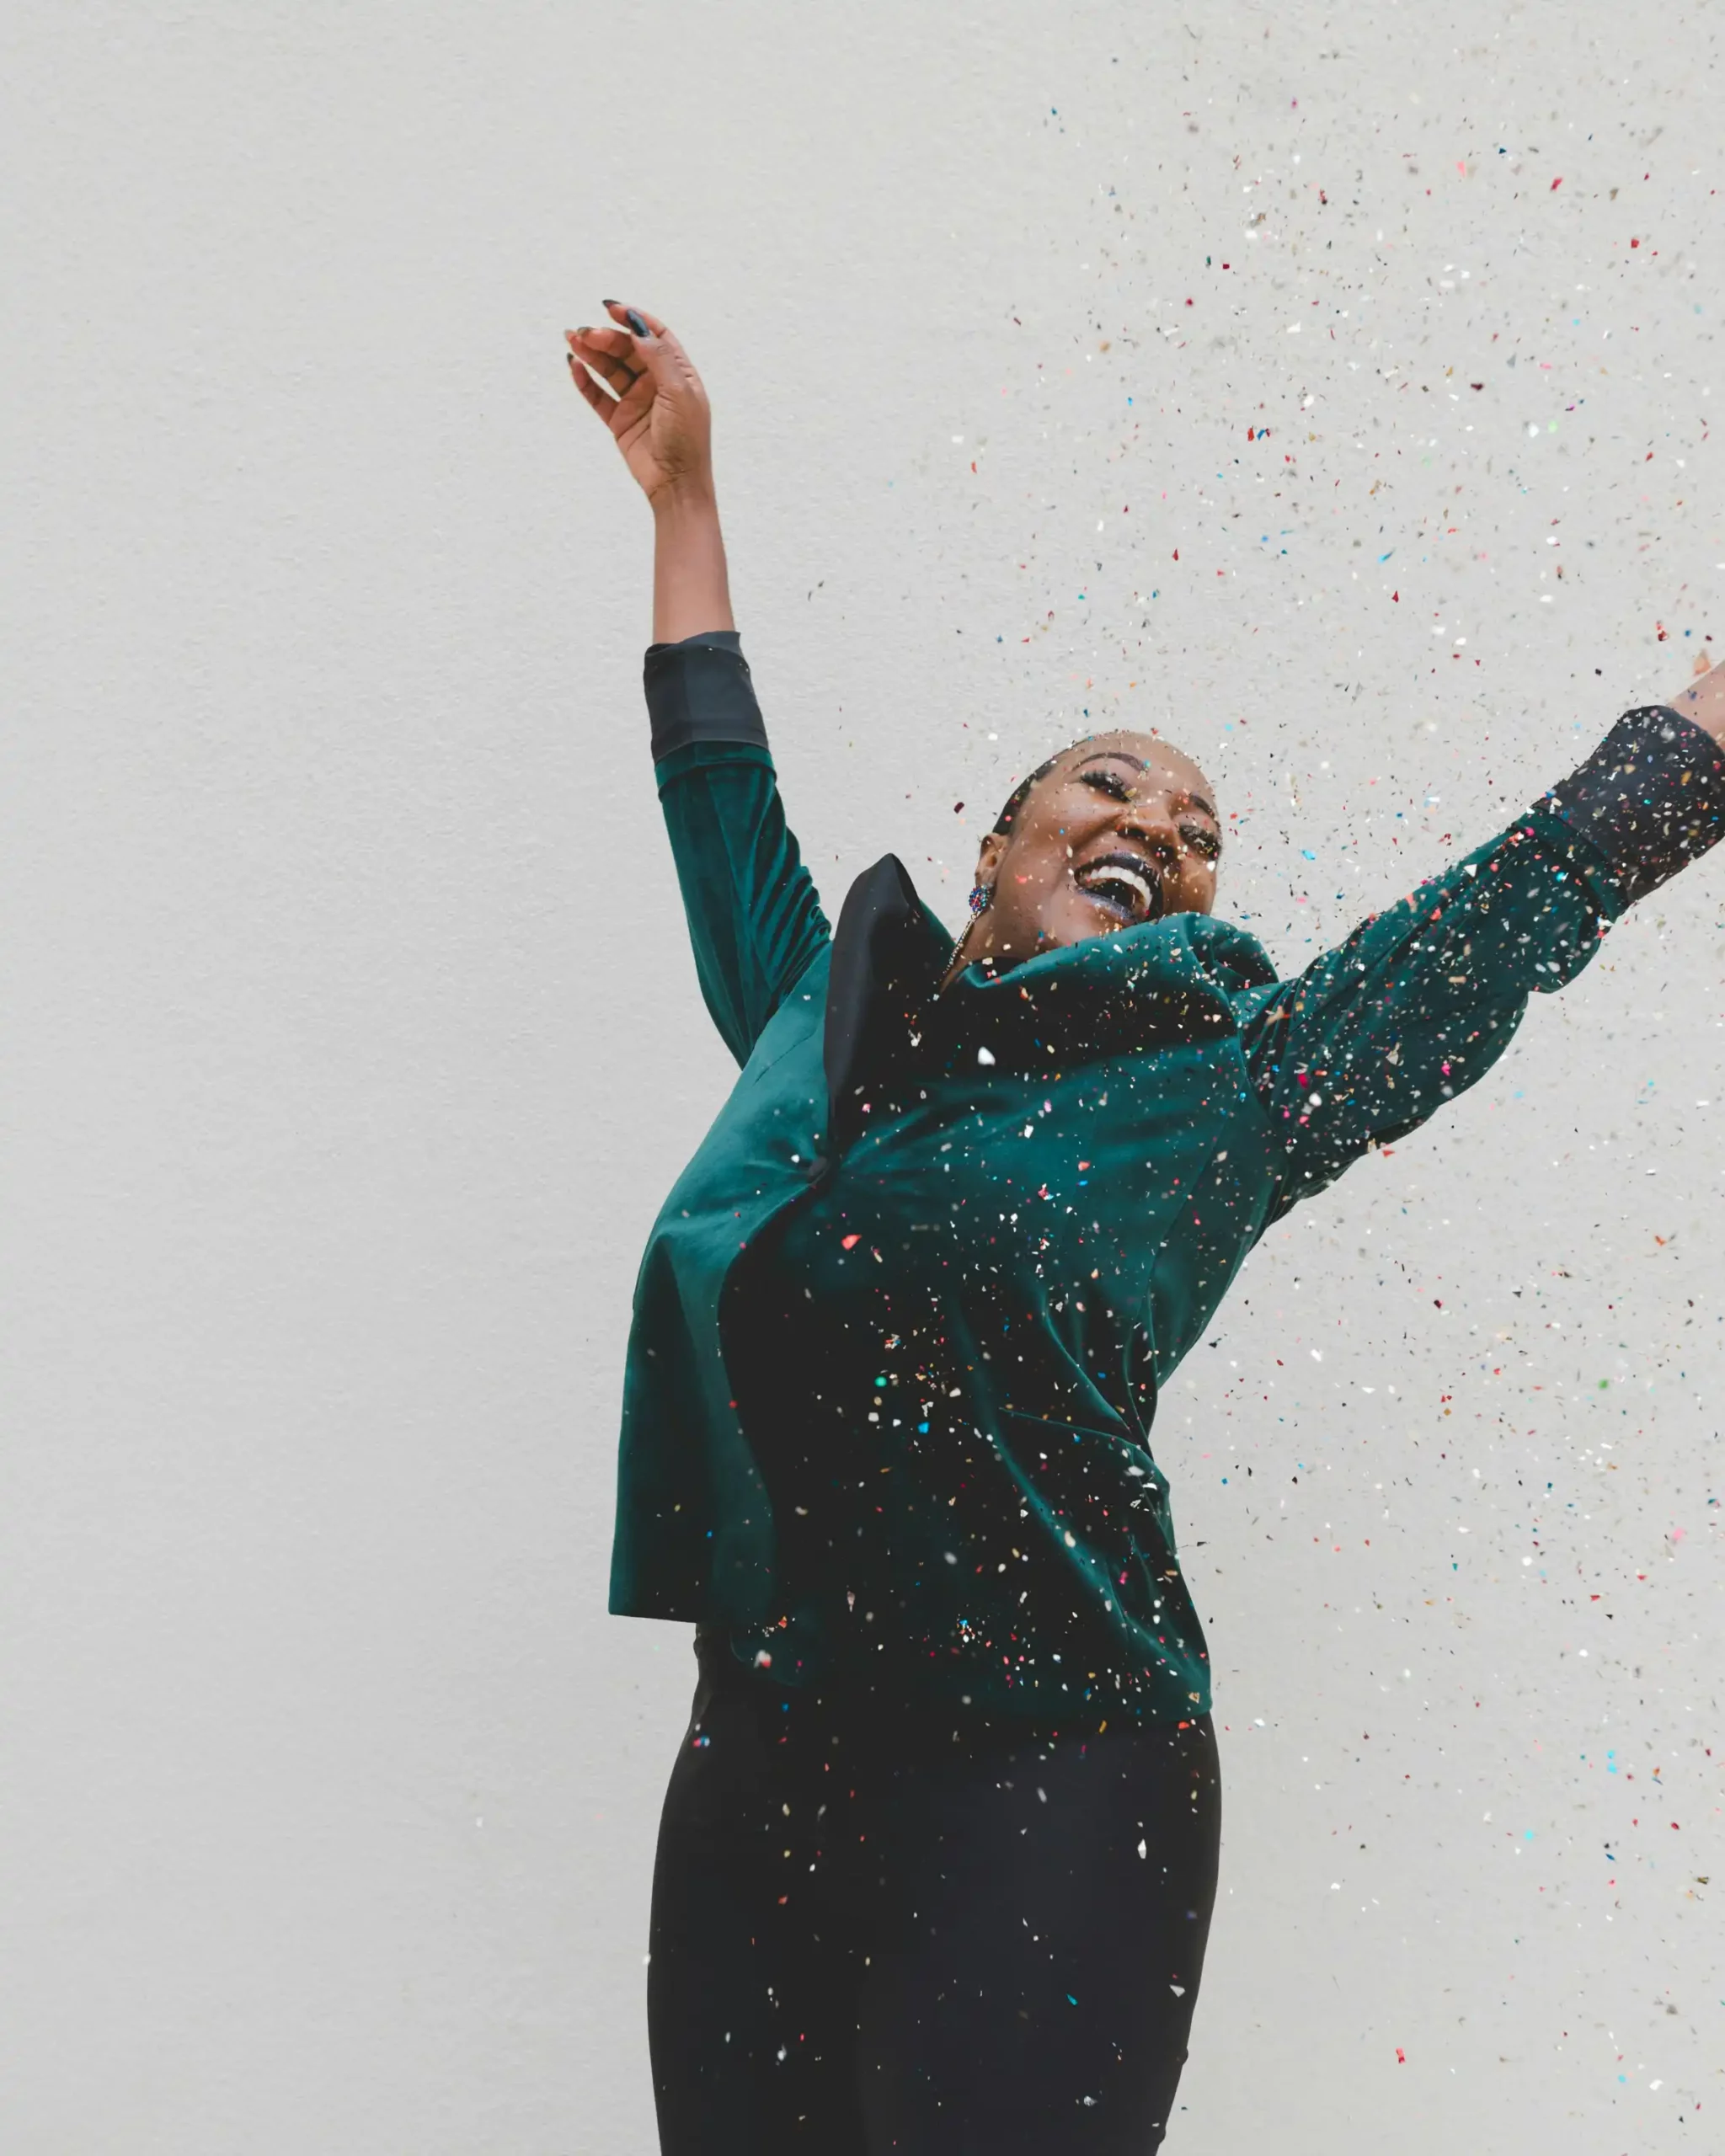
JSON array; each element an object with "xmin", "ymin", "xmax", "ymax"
[
  {"xmin": 624, "ymin": 307, "xmax": 649, "ymax": 337},
  {"xmin": 601, "ymin": 298, "xmax": 618, "ymax": 307}
]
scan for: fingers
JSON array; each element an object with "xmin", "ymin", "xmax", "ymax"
[
  {"xmin": 603, "ymin": 297, "xmax": 669, "ymax": 339},
  {"xmin": 572, "ymin": 323, "xmax": 636, "ymax": 363},
  {"xmin": 567, "ymin": 351, "xmax": 622, "ymax": 422},
  {"xmin": 567, "ymin": 327, "xmax": 643, "ymax": 394},
  {"xmin": 600, "ymin": 299, "xmax": 697, "ymax": 392},
  {"xmin": 566, "ymin": 350, "xmax": 651, "ymax": 430},
  {"xmin": 566, "ymin": 302, "xmax": 699, "ymax": 428}
]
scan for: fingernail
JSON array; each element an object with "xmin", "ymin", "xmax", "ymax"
[
  {"xmin": 570, "ymin": 327, "xmax": 588, "ymax": 338},
  {"xmin": 623, "ymin": 307, "xmax": 649, "ymax": 336},
  {"xmin": 601, "ymin": 297, "xmax": 619, "ymax": 307}
]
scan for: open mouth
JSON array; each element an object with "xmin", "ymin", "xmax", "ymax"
[{"xmin": 1073, "ymin": 850, "xmax": 1162, "ymax": 926}]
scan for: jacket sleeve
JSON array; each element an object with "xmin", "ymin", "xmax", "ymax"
[
  {"xmin": 646, "ymin": 630, "xmax": 831, "ymax": 1066},
  {"xmin": 1236, "ymin": 703, "xmax": 1725, "ymax": 1219}
]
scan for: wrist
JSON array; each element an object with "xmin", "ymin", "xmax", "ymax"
[{"xmin": 649, "ymin": 471, "xmax": 719, "ymax": 521}]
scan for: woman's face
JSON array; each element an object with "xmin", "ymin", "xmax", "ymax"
[{"xmin": 955, "ymin": 730, "xmax": 1221, "ymax": 977}]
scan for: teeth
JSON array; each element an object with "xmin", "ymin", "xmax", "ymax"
[{"xmin": 1076, "ymin": 862, "xmax": 1153, "ymax": 915}]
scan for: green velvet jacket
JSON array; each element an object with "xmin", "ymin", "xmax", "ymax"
[{"xmin": 609, "ymin": 630, "xmax": 1724, "ymax": 1723}]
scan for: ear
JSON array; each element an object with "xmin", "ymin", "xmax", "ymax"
[{"xmin": 974, "ymin": 830, "xmax": 1007, "ymax": 889}]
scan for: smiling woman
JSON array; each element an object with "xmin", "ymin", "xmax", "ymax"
[
  {"xmin": 943, "ymin": 736, "xmax": 1224, "ymax": 985},
  {"xmin": 566, "ymin": 303, "xmax": 1725, "ymax": 2156}
]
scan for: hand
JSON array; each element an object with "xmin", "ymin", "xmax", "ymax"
[
  {"xmin": 1671, "ymin": 646, "xmax": 1725, "ymax": 750},
  {"xmin": 565, "ymin": 302, "xmax": 714, "ymax": 507}
]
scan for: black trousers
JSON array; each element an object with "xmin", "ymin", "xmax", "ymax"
[{"xmin": 647, "ymin": 1641, "xmax": 1221, "ymax": 2153}]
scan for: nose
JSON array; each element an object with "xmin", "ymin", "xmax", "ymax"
[{"xmin": 1116, "ymin": 796, "xmax": 1183, "ymax": 865}]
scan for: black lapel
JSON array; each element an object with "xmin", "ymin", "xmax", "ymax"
[{"xmin": 823, "ymin": 855, "xmax": 953, "ymax": 1155}]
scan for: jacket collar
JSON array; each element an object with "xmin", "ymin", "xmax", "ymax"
[
  {"xmin": 821, "ymin": 853, "xmax": 1279, "ymax": 1155},
  {"xmin": 824, "ymin": 855, "xmax": 953, "ymax": 1153}
]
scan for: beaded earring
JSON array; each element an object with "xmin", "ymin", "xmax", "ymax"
[{"xmin": 968, "ymin": 883, "xmax": 992, "ymax": 916}]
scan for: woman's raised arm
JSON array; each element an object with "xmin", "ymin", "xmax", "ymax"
[
  {"xmin": 1235, "ymin": 661, "xmax": 1725, "ymax": 1221},
  {"xmin": 567, "ymin": 302, "xmax": 830, "ymax": 1065}
]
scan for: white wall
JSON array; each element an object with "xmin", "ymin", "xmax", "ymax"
[{"xmin": 6, "ymin": 3, "xmax": 1723, "ymax": 2149}]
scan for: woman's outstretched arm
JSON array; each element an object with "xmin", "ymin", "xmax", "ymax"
[
  {"xmin": 567, "ymin": 302, "xmax": 830, "ymax": 1065},
  {"xmin": 1236, "ymin": 659, "xmax": 1725, "ymax": 1221}
]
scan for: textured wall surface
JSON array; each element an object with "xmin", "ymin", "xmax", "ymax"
[{"xmin": 6, "ymin": 3, "xmax": 1724, "ymax": 2150}]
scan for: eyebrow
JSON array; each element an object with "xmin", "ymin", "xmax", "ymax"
[{"xmin": 1076, "ymin": 751, "xmax": 1218, "ymax": 824}]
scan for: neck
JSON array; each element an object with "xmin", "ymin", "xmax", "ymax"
[{"xmin": 939, "ymin": 926, "xmax": 1012, "ymax": 995}]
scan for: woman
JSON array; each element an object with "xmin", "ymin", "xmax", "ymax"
[{"xmin": 567, "ymin": 300, "xmax": 1725, "ymax": 2153}]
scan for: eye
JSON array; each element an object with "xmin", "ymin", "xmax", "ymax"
[
  {"xmin": 1180, "ymin": 825, "xmax": 1221, "ymax": 861},
  {"xmin": 1080, "ymin": 769, "xmax": 1134, "ymax": 803}
]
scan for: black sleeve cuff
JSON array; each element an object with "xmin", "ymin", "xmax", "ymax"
[
  {"xmin": 1536, "ymin": 703, "xmax": 1725, "ymax": 905},
  {"xmin": 643, "ymin": 630, "xmax": 768, "ymax": 760}
]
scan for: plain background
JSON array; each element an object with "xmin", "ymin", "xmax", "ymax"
[{"xmin": 5, "ymin": 3, "xmax": 1723, "ymax": 2149}]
